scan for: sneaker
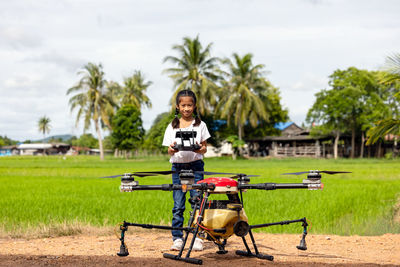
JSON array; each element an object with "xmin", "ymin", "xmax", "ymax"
[
  {"xmin": 192, "ymin": 238, "xmax": 203, "ymax": 251},
  {"xmin": 171, "ymin": 238, "xmax": 183, "ymax": 251}
]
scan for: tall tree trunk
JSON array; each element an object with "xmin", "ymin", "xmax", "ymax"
[
  {"xmin": 334, "ymin": 132, "xmax": 340, "ymax": 159},
  {"xmin": 94, "ymin": 120, "xmax": 104, "ymax": 161},
  {"xmin": 377, "ymin": 141, "xmax": 382, "ymax": 158},
  {"xmin": 237, "ymin": 121, "xmax": 243, "ymax": 157},
  {"xmin": 359, "ymin": 132, "xmax": 365, "ymax": 158},
  {"xmin": 351, "ymin": 127, "xmax": 355, "ymax": 158}
]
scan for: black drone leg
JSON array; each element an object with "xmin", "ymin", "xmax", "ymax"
[
  {"xmin": 236, "ymin": 229, "xmax": 274, "ymax": 261},
  {"xmin": 163, "ymin": 192, "xmax": 209, "ymax": 265},
  {"xmin": 216, "ymin": 239, "xmax": 228, "ymax": 254},
  {"xmin": 117, "ymin": 222, "xmax": 129, "ymax": 257},
  {"xmin": 296, "ymin": 219, "xmax": 308, "ymax": 251}
]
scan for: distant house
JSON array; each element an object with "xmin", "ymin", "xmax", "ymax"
[
  {"xmin": 247, "ymin": 122, "xmax": 331, "ymax": 157},
  {"xmin": 17, "ymin": 143, "xmax": 71, "ymax": 155},
  {"xmin": 0, "ymin": 145, "xmax": 18, "ymax": 156},
  {"xmin": 204, "ymin": 142, "xmax": 234, "ymax": 157}
]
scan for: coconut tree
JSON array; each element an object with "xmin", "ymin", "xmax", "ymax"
[
  {"xmin": 120, "ymin": 70, "xmax": 152, "ymax": 109},
  {"xmin": 67, "ymin": 62, "xmax": 116, "ymax": 160},
  {"xmin": 218, "ymin": 53, "xmax": 268, "ymax": 141},
  {"xmin": 163, "ymin": 35, "xmax": 221, "ymax": 115},
  {"xmin": 367, "ymin": 54, "xmax": 400, "ymax": 145},
  {"xmin": 38, "ymin": 116, "xmax": 51, "ymax": 141}
]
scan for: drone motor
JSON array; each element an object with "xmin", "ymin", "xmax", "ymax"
[
  {"xmin": 120, "ymin": 173, "xmax": 138, "ymax": 192},
  {"xmin": 301, "ymin": 170, "xmax": 323, "ymax": 190}
]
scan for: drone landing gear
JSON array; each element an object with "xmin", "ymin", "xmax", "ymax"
[
  {"xmin": 235, "ymin": 217, "xmax": 309, "ymax": 261},
  {"xmin": 163, "ymin": 192, "xmax": 210, "ymax": 265},
  {"xmin": 236, "ymin": 229, "xmax": 274, "ymax": 261},
  {"xmin": 296, "ymin": 220, "xmax": 308, "ymax": 251},
  {"xmin": 117, "ymin": 224, "xmax": 129, "ymax": 257},
  {"xmin": 163, "ymin": 233, "xmax": 203, "ymax": 265},
  {"xmin": 213, "ymin": 239, "xmax": 228, "ymax": 254},
  {"xmin": 116, "ymin": 191, "xmax": 210, "ymax": 265}
]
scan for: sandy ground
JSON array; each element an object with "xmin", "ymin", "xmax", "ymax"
[{"xmin": 0, "ymin": 231, "xmax": 399, "ymax": 266}]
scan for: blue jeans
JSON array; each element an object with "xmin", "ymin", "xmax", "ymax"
[{"xmin": 171, "ymin": 160, "xmax": 204, "ymax": 240}]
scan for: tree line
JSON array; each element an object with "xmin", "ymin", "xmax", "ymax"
[
  {"xmin": 2, "ymin": 37, "xmax": 398, "ymax": 160},
  {"xmin": 306, "ymin": 55, "xmax": 400, "ymax": 159},
  {"xmin": 66, "ymin": 36, "xmax": 288, "ymax": 160}
]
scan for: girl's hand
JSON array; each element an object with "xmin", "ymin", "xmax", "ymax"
[
  {"xmin": 168, "ymin": 142, "xmax": 178, "ymax": 155},
  {"xmin": 194, "ymin": 141, "xmax": 207, "ymax": 155}
]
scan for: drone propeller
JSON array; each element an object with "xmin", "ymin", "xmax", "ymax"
[
  {"xmin": 281, "ymin": 170, "xmax": 351, "ymax": 175},
  {"xmin": 230, "ymin": 174, "xmax": 259, "ymax": 179},
  {"xmin": 101, "ymin": 170, "xmax": 259, "ymax": 179},
  {"xmin": 100, "ymin": 172, "xmax": 164, "ymax": 178},
  {"xmin": 199, "ymin": 171, "xmax": 259, "ymax": 178}
]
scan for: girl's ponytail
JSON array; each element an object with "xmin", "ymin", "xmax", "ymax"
[
  {"xmin": 172, "ymin": 108, "xmax": 180, "ymax": 128},
  {"xmin": 193, "ymin": 108, "xmax": 201, "ymax": 127}
]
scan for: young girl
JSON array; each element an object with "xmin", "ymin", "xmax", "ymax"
[{"xmin": 162, "ymin": 90, "xmax": 210, "ymax": 251}]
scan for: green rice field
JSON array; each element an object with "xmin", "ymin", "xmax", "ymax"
[{"xmin": 0, "ymin": 155, "xmax": 399, "ymax": 237}]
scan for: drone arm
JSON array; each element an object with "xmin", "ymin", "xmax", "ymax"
[
  {"xmin": 122, "ymin": 183, "xmax": 215, "ymax": 192},
  {"xmin": 238, "ymin": 183, "xmax": 320, "ymax": 190},
  {"xmin": 123, "ymin": 221, "xmax": 192, "ymax": 231},
  {"xmin": 250, "ymin": 217, "xmax": 307, "ymax": 230}
]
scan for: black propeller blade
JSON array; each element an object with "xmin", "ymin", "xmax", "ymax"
[
  {"xmin": 100, "ymin": 172, "xmax": 169, "ymax": 178},
  {"xmin": 230, "ymin": 174, "xmax": 259, "ymax": 178},
  {"xmin": 201, "ymin": 171, "xmax": 243, "ymax": 176},
  {"xmin": 101, "ymin": 174, "xmax": 127, "ymax": 178},
  {"xmin": 199, "ymin": 171, "xmax": 259, "ymax": 178},
  {"xmin": 101, "ymin": 170, "xmax": 259, "ymax": 179},
  {"xmin": 282, "ymin": 170, "xmax": 351, "ymax": 175}
]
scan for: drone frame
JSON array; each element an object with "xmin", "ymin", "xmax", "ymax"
[{"xmin": 114, "ymin": 170, "xmax": 318, "ymax": 265}]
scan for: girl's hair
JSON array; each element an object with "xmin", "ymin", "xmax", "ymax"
[{"xmin": 172, "ymin": 90, "xmax": 201, "ymax": 129}]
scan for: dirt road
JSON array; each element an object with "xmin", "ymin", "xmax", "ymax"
[{"xmin": 0, "ymin": 232, "xmax": 399, "ymax": 266}]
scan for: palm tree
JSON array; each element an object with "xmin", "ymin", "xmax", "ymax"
[
  {"xmin": 67, "ymin": 62, "xmax": 116, "ymax": 160},
  {"xmin": 120, "ymin": 71, "xmax": 152, "ymax": 109},
  {"xmin": 218, "ymin": 53, "xmax": 268, "ymax": 141},
  {"xmin": 38, "ymin": 116, "xmax": 51, "ymax": 141},
  {"xmin": 367, "ymin": 54, "xmax": 400, "ymax": 145},
  {"xmin": 163, "ymin": 35, "xmax": 221, "ymax": 115}
]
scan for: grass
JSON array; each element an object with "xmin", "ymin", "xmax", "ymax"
[{"xmin": 0, "ymin": 155, "xmax": 399, "ymax": 238}]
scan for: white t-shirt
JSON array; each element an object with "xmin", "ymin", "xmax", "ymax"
[{"xmin": 162, "ymin": 120, "xmax": 211, "ymax": 163}]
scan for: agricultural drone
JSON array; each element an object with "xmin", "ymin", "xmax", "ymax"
[{"xmin": 103, "ymin": 166, "xmax": 350, "ymax": 265}]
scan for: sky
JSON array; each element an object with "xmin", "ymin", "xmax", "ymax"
[{"xmin": 1, "ymin": 0, "xmax": 399, "ymax": 141}]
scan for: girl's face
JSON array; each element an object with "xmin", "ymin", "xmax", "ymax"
[{"xmin": 177, "ymin": 96, "xmax": 195, "ymax": 120}]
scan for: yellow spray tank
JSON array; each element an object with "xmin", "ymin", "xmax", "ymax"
[{"xmin": 193, "ymin": 177, "xmax": 250, "ymax": 240}]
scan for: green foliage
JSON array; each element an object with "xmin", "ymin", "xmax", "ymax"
[
  {"xmin": 142, "ymin": 112, "xmax": 174, "ymax": 152},
  {"xmin": 38, "ymin": 116, "xmax": 51, "ymax": 138},
  {"xmin": 67, "ymin": 62, "xmax": 118, "ymax": 160},
  {"xmin": 226, "ymin": 135, "xmax": 245, "ymax": 148},
  {"xmin": 163, "ymin": 35, "xmax": 221, "ymax": 115},
  {"xmin": 307, "ymin": 67, "xmax": 389, "ymax": 157},
  {"xmin": 102, "ymin": 135, "xmax": 114, "ymax": 150},
  {"xmin": 67, "ymin": 63, "xmax": 116, "ymax": 131},
  {"xmin": 367, "ymin": 118, "xmax": 400, "ymax": 145},
  {"xmin": 119, "ymin": 71, "xmax": 152, "ymax": 109},
  {"xmin": 0, "ymin": 136, "xmax": 18, "ymax": 146},
  {"xmin": 367, "ymin": 54, "xmax": 400, "ymax": 144},
  {"xmin": 71, "ymin": 134, "xmax": 98, "ymax": 148},
  {"xmin": 226, "ymin": 135, "xmax": 245, "ymax": 159},
  {"xmin": 245, "ymin": 83, "xmax": 289, "ymax": 138},
  {"xmin": 218, "ymin": 53, "xmax": 269, "ymax": 140},
  {"xmin": 378, "ymin": 53, "xmax": 400, "ymax": 85},
  {"xmin": 111, "ymin": 105, "xmax": 144, "ymax": 151},
  {"xmin": 0, "ymin": 156, "xmax": 399, "ymax": 237}
]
